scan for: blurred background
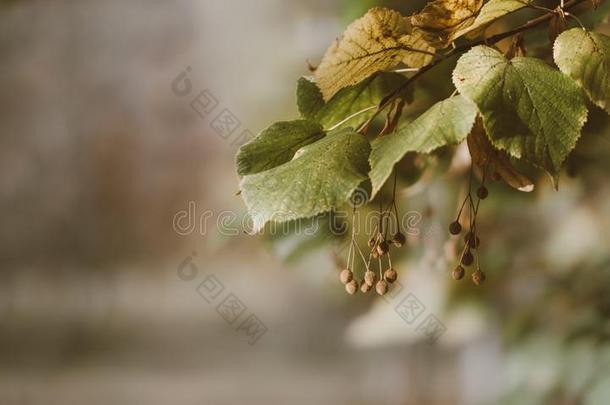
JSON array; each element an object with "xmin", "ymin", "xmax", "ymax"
[{"xmin": 1, "ymin": 0, "xmax": 610, "ymax": 404}]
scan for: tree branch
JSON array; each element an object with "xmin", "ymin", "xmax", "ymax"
[{"xmin": 357, "ymin": 0, "xmax": 591, "ymax": 133}]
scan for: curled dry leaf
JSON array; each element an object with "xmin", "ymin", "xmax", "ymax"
[
  {"xmin": 467, "ymin": 119, "xmax": 534, "ymax": 192},
  {"xmin": 314, "ymin": 7, "xmax": 435, "ymax": 101},
  {"xmin": 453, "ymin": 0, "xmax": 532, "ymax": 40},
  {"xmin": 379, "ymin": 99, "xmax": 406, "ymax": 136},
  {"xmin": 549, "ymin": 7, "xmax": 567, "ymax": 43},
  {"xmin": 412, "ymin": 0, "xmax": 484, "ymax": 48},
  {"xmin": 504, "ymin": 34, "xmax": 526, "ymax": 58}
]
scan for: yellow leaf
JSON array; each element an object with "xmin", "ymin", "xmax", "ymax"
[
  {"xmin": 412, "ymin": 0, "xmax": 484, "ymax": 48},
  {"xmin": 400, "ymin": 28, "xmax": 436, "ymax": 68},
  {"xmin": 453, "ymin": 0, "xmax": 532, "ymax": 40},
  {"xmin": 315, "ymin": 7, "xmax": 435, "ymax": 101},
  {"xmin": 467, "ymin": 119, "xmax": 534, "ymax": 192}
]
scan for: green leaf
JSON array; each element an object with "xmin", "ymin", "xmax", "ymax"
[
  {"xmin": 453, "ymin": 45, "xmax": 588, "ymax": 177},
  {"xmin": 454, "ymin": 0, "xmax": 532, "ymax": 39},
  {"xmin": 298, "ymin": 72, "xmax": 407, "ymax": 131},
  {"xmin": 236, "ymin": 120, "xmax": 325, "ymax": 176},
  {"xmin": 240, "ymin": 129, "xmax": 371, "ymax": 232},
  {"xmin": 554, "ymin": 29, "xmax": 610, "ymax": 115},
  {"xmin": 296, "ymin": 77, "xmax": 325, "ymax": 120},
  {"xmin": 369, "ymin": 95, "xmax": 478, "ymax": 196}
]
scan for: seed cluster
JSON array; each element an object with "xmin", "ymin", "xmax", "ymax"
[
  {"xmin": 448, "ymin": 164, "xmax": 489, "ymax": 285},
  {"xmin": 339, "ymin": 171, "xmax": 406, "ymax": 296},
  {"xmin": 340, "ymin": 228, "xmax": 405, "ymax": 296},
  {"xmin": 339, "ymin": 164, "xmax": 492, "ymax": 293}
]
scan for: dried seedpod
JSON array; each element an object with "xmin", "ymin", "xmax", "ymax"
[
  {"xmin": 477, "ymin": 186, "xmax": 489, "ymax": 200},
  {"xmin": 384, "ymin": 268, "xmax": 398, "ymax": 283},
  {"xmin": 472, "ymin": 270, "xmax": 486, "ymax": 286},
  {"xmin": 339, "ymin": 269, "xmax": 353, "ymax": 285},
  {"xmin": 360, "ymin": 282, "xmax": 372, "ymax": 293},
  {"xmin": 368, "ymin": 236, "xmax": 377, "ymax": 248},
  {"xmin": 345, "ymin": 279, "xmax": 359, "ymax": 295},
  {"xmin": 461, "ymin": 250, "xmax": 474, "ymax": 266},
  {"xmin": 449, "ymin": 221, "xmax": 462, "ymax": 235},
  {"xmin": 375, "ymin": 280, "xmax": 389, "ymax": 296},
  {"xmin": 452, "ymin": 265, "xmax": 465, "ymax": 281},
  {"xmin": 391, "ymin": 232, "xmax": 406, "ymax": 247},
  {"xmin": 465, "ymin": 232, "xmax": 480, "ymax": 249},
  {"xmin": 372, "ymin": 249, "xmax": 380, "ymax": 259},
  {"xmin": 364, "ymin": 270, "xmax": 377, "ymax": 286},
  {"xmin": 376, "ymin": 240, "xmax": 390, "ymax": 256}
]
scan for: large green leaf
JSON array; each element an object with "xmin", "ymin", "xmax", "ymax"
[
  {"xmin": 240, "ymin": 129, "xmax": 370, "ymax": 232},
  {"xmin": 369, "ymin": 95, "xmax": 478, "ymax": 196},
  {"xmin": 454, "ymin": 0, "xmax": 531, "ymax": 39},
  {"xmin": 453, "ymin": 45, "xmax": 588, "ymax": 177},
  {"xmin": 236, "ymin": 120, "xmax": 325, "ymax": 176},
  {"xmin": 554, "ymin": 29, "xmax": 610, "ymax": 115},
  {"xmin": 297, "ymin": 73, "xmax": 408, "ymax": 131}
]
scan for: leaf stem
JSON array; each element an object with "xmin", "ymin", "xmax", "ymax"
[
  {"xmin": 564, "ymin": 12, "xmax": 586, "ymax": 29},
  {"xmin": 327, "ymin": 105, "xmax": 377, "ymax": 131},
  {"xmin": 393, "ymin": 67, "xmax": 421, "ymax": 73}
]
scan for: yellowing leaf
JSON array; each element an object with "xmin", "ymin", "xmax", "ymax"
[
  {"xmin": 467, "ymin": 119, "xmax": 534, "ymax": 192},
  {"xmin": 554, "ymin": 29, "xmax": 610, "ymax": 115},
  {"xmin": 315, "ymin": 7, "xmax": 435, "ymax": 101},
  {"xmin": 412, "ymin": 0, "xmax": 483, "ymax": 48},
  {"xmin": 400, "ymin": 28, "xmax": 436, "ymax": 68},
  {"xmin": 453, "ymin": 0, "xmax": 532, "ymax": 39}
]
